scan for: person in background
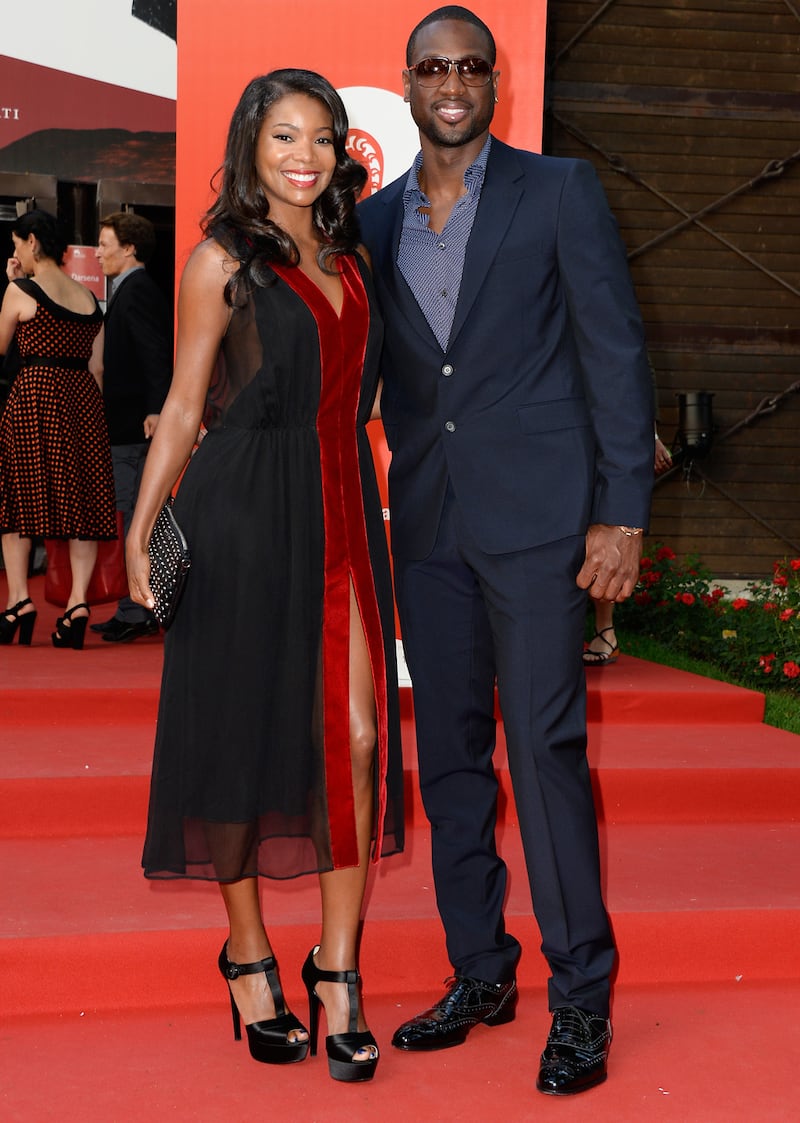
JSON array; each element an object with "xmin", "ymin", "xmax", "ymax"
[
  {"xmin": 126, "ymin": 69, "xmax": 403, "ymax": 1084},
  {"xmin": 358, "ymin": 5, "xmax": 653, "ymax": 1095},
  {"xmin": 0, "ymin": 209, "xmax": 116, "ymax": 649},
  {"xmin": 92, "ymin": 211, "xmax": 172, "ymax": 643},
  {"xmin": 583, "ymin": 429, "xmax": 672, "ymax": 665}
]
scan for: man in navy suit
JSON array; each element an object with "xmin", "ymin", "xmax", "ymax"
[
  {"xmin": 92, "ymin": 212, "xmax": 172, "ymax": 642},
  {"xmin": 358, "ymin": 6, "xmax": 654, "ymax": 1095}
]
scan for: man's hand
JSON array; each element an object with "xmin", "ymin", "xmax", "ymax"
[
  {"xmin": 654, "ymin": 435, "xmax": 672, "ymax": 474},
  {"xmin": 576, "ymin": 524, "xmax": 643, "ymax": 603},
  {"xmin": 143, "ymin": 413, "xmax": 160, "ymax": 439}
]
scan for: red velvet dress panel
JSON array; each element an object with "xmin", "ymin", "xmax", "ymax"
[{"xmin": 271, "ymin": 258, "xmax": 389, "ymax": 868}]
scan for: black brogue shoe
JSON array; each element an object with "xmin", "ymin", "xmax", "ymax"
[
  {"xmin": 391, "ymin": 975, "xmax": 517, "ymax": 1052},
  {"xmin": 536, "ymin": 1005, "xmax": 611, "ymax": 1095},
  {"xmin": 101, "ymin": 619, "xmax": 159, "ymax": 643}
]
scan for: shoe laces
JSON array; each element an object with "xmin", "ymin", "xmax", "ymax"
[
  {"xmin": 434, "ymin": 975, "xmax": 502, "ymax": 1015},
  {"xmin": 549, "ymin": 1006, "xmax": 609, "ymax": 1049}
]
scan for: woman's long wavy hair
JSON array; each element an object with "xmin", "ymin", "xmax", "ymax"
[{"xmin": 202, "ymin": 69, "xmax": 366, "ymax": 304}]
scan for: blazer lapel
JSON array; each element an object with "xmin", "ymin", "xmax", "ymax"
[
  {"xmin": 372, "ymin": 180, "xmax": 447, "ymax": 353},
  {"xmin": 448, "ymin": 140, "xmax": 524, "ymax": 348}
]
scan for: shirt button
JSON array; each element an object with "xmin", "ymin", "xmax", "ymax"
[
  {"xmin": 438, "ymin": 242, "xmax": 446, "ymax": 250},
  {"xmin": 442, "ymin": 363, "xmax": 454, "ymax": 377},
  {"xmin": 445, "ymin": 421, "xmax": 456, "ymax": 433}
]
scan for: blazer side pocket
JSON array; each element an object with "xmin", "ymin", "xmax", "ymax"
[{"xmin": 517, "ymin": 398, "xmax": 591, "ymax": 435}]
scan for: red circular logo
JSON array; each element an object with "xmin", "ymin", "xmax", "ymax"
[{"xmin": 347, "ymin": 128, "xmax": 384, "ymax": 198}]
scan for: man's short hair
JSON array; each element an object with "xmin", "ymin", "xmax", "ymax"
[
  {"xmin": 99, "ymin": 211, "xmax": 157, "ymax": 264},
  {"xmin": 406, "ymin": 6, "xmax": 496, "ymax": 66}
]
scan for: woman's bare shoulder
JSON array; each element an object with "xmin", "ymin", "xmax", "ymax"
[
  {"xmin": 187, "ymin": 236, "xmax": 239, "ymax": 272},
  {"xmin": 181, "ymin": 237, "xmax": 240, "ymax": 293}
]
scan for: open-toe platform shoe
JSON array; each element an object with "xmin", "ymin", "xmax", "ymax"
[
  {"xmin": 301, "ymin": 946, "xmax": 379, "ymax": 1082},
  {"xmin": 0, "ymin": 598, "xmax": 37, "ymax": 645},
  {"xmin": 582, "ymin": 626, "xmax": 619, "ymax": 667},
  {"xmin": 51, "ymin": 603, "xmax": 90, "ymax": 650},
  {"xmin": 218, "ymin": 943, "xmax": 309, "ymax": 1065}
]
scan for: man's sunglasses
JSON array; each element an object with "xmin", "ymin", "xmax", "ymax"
[{"xmin": 407, "ymin": 56, "xmax": 494, "ymax": 88}]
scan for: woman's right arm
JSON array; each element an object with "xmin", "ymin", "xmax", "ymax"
[{"xmin": 126, "ymin": 240, "xmax": 235, "ymax": 610}]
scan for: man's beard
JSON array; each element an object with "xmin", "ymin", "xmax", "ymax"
[{"xmin": 414, "ymin": 103, "xmax": 494, "ymax": 149}]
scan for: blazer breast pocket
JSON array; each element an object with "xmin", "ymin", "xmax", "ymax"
[{"xmin": 492, "ymin": 240, "xmax": 547, "ymax": 267}]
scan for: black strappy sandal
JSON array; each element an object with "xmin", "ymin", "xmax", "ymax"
[
  {"xmin": 582, "ymin": 626, "xmax": 619, "ymax": 667},
  {"xmin": 0, "ymin": 598, "xmax": 37, "ymax": 646},
  {"xmin": 218, "ymin": 943, "xmax": 309, "ymax": 1065},
  {"xmin": 301, "ymin": 945, "xmax": 379, "ymax": 1082},
  {"xmin": 51, "ymin": 603, "xmax": 90, "ymax": 650}
]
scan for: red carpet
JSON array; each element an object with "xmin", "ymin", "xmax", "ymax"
[{"xmin": 2, "ymin": 575, "xmax": 799, "ymax": 1121}]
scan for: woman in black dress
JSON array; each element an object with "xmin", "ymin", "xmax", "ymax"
[
  {"xmin": 0, "ymin": 210, "xmax": 116, "ymax": 649},
  {"xmin": 127, "ymin": 71, "xmax": 403, "ymax": 1083}
]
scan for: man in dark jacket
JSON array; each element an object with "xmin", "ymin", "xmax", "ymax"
[
  {"xmin": 92, "ymin": 212, "xmax": 172, "ymax": 642},
  {"xmin": 358, "ymin": 5, "xmax": 653, "ymax": 1095}
]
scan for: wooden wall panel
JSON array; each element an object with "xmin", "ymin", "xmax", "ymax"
[{"xmin": 545, "ymin": 0, "xmax": 800, "ymax": 575}]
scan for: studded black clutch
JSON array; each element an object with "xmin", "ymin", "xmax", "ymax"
[{"xmin": 148, "ymin": 498, "xmax": 191, "ymax": 629}]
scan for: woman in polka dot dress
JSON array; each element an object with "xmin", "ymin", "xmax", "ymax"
[{"xmin": 0, "ymin": 209, "xmax": 116, "ymax": 649}]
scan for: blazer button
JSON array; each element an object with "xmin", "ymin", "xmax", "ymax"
[
  {"xmin": 445, "ymin": 421, "xmax": 456, "ymax": 432},
  {"xmin": 441, "ymin": 363, "xmax": 454, "ymax": 377}
]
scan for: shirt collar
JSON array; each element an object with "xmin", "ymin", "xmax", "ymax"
[
  {"xmin": 403, "ymin": 135, "xmax": 492, "ymax": 207},
  {"xmin": 109, "ymin": 263, "xmax": 144, "ymax": 295}
]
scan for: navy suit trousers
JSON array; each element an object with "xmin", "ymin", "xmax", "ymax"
[{"xmin": 394, "ymin": 488, "xmax": 616, "ymax": 1016}]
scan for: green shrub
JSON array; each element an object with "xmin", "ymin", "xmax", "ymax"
[{"xmin": 615, "ymin": 544, "xmax": 800, "ymax": 694}]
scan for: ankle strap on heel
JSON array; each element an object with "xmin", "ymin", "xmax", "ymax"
[
  {"xmin": 219, "ymin": 947, "xmax": 287, "ymax": 1016},
  {"xmin": 63, "ymin": 602, "xmax": 90, "ymax": 620},
  {"xmin": 309, "ymin": 964, "xmax": 360, "ymax": 986},
  {"xmin": 305, "ymin": 948, "xmax": 360, "ymax": 1026},
  {"xmin": 4, "ymin": 598, "xmax": 32, "ymax": 618},
  {"xmin": 220, "ymin": 953, "xmax": 277, "ymax": 980}
]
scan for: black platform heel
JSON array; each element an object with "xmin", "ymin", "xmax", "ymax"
[
  {"xmin": 218, "ymin": 943, "xmax": 309, "ymax": 1065},
  {"xmin": 301, "ymin": 945, "xmax": 379, "ymax": 1083},
  {"xmin": 51, "ymin": 603, "xmax": 90, "ymax": 650},
  {"xmin": 0, "ymin": 599, "xmax": 37, "ymax": 645}
]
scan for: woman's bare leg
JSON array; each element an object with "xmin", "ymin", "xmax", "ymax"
[
  {"xmin": 219, "ymin": 877, "xmax": 307, "ymax": 1042},
  {"xmin": 1, "ymin": 533, "xmax": 33, "ymax": 610},
  {"xmin": 313, "ymin": 581, "xmax": 377, "ymax": 1053},
  {"xmin": 66, "ymin": 538, "xmax": 98, "ymax": 615}
]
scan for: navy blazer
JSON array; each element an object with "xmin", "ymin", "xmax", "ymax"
[
  {"xmin": 103, "ymin": 268, "xmax": 173, "ymax": 445},
  {"xmin": 358, "ymin": 138, "xmax": 654, "ymax": 560}
]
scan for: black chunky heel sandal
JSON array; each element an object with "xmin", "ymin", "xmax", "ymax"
[
  {"xmin": 218, "ymin": 943, "xmax": 309, "ymax": 1065},
  {"xmin": 51, "ymin": 603, "xmax": 90, "ymax": 650},
  {"xmin": 301, "ymin": 945, "xmax": 379, "ymax": 1083},
  {"xmin": 0, "ymin": 598, "xmax": 37, "ymax": 645}
]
